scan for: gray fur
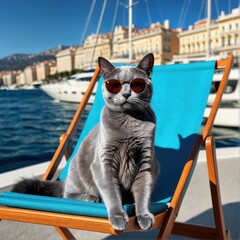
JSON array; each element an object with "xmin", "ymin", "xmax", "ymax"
[
  {"xmin": 12, "ymin": 53, "xmax": 159, "ymax": 231},
  {"xmin": 12, "ymin": 178, "xmax": 64, "ymax": 197}
]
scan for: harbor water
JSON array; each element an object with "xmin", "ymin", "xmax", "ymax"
[{"xmin": 0, "ymin": 89, "xmax": 239, "ymax": 173}]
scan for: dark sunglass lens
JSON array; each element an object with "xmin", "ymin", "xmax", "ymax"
[
  {"xmin": 130, "ymin": 79, "xmax": 146, "ymax": 93},
  {"xmin": 105, "ymin": 80, "xmax": 122, "ymax": 94}
]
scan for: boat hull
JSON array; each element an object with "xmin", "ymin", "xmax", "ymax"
[
  {"xmin": 204, "ymin": 107, "xmax": 240, "ymax": 127},
  {"xmin": 41, "ymin": 82, "xmax": 97, "ymax": 104}
]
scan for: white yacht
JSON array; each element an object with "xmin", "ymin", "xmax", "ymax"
[
  {"xmin": 41, "ymin": 66, "xmax": 239, "ymax": 127},
  {"xmin": 204, "ymin": 68, "xmax": 240, "ymax": 127},
  {"xmin": 41, "ymin": 72, "xmax": 97, "ymax": 104}
]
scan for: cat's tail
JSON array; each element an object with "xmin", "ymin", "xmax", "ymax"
[{"xmin": 11, "ymin": 178, "xmax": 64, "ymax": 197}]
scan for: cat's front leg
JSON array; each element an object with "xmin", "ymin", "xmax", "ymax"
[
  {"xmin": 132, "ymin": 170, "xmax": 154, "ymax": 230},
  {"xmin": 91, "ymin": 161, "xmax": 129, "ymax": 230}
]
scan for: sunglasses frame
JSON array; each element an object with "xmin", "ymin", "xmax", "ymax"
[{"xmin": 104, "ymin": 78, "xmax": 149, "ymax": 94}]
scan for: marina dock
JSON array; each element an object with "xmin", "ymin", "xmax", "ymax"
[{"xmin": 1, "ymin": 147, "xmax": 239, "ymax": 240}]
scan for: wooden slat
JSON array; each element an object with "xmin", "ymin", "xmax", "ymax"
[
  {"xmin": 172, "ymin": 222, "xmax": 231, "ymax": 239},
  {"xmin": 0, "ymin": 205, "xmax": 167, "ymax": 235},
  {"xmin": 172, "ymin": 222, "xmax": 219, "ymax": 239},
  {"xmin": 0, "ymin": 206, "xmax": 116, "ymax": 235}
]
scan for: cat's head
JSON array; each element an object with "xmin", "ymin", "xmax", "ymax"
[{"xmin": 98, "ymin": 53, "xmax": 154, "ymax": 112}]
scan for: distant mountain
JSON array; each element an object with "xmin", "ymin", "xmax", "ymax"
[{"xmin": 0, "ymin": 45, "xmax": 68, "ymax": 71}]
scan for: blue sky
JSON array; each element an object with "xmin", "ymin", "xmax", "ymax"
[{"xmin": 0, "ymin": 0, "xmax": 239, "ymax": 59}]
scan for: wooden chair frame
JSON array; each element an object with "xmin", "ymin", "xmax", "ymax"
[{"xmin": 0, "ymin": 55, "xmax": 233, "ymax": 239}]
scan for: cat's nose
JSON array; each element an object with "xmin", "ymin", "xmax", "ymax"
[{"xmin": 123, "ymin": 92, "xmax": 131, "ymax": 99}]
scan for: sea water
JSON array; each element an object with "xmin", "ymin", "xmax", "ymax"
[
  {"xmin": 0, "ymin": 89, "xmax": 90, "ymax": 173},
  {"xmin": 0, "ymin": 89, "xmax": 239, "ymax": 173}
]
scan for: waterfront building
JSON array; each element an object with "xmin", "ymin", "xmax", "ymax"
[
  {"xmin": 16, "ymin": 6, "xmax": 236, "ymax": 74},
  {"xmin": 218, "ymin": 7, "xmax": 240, "ymax": 65},
  {"xmin": 75, "ymin": 47, "xmax": 84, "ymax": 70},
  {"xmin": 76, "ymin": 21, "xmax": 180, "ymax": 69},
  {"xmin": 24, "ymin": 65, "xmax": 37, "ymax": 85},
  {"xmin": 112, "ymin": 25, "xmax": 137, "ymax": 60},
  {"xmin": 0, "ymin": 72, "xmax": 3, "ymax": 86},
  {"xmin": 2, "ymin": 71, "xmax": 18, "ymax": 86},
  {"xmin": 112, "ymin": 21, "xmax": 180, "ymax": 64},
  {"xmin": 177, "ymin": 7, "xmax": 240, "ymax": 65},
  {"xmin": 35, "ymin": 60, "xmax": 56, "ymax": 81},
  {"xmin": 55, "ymin": 21, "xmax": 179, "ymax": 71},
  {"xmin": 82, "ymin": 33, "xmax": 112, "ymax": 68},
  {"xmin": 56, "ymin": 46, "xmax": 78, "ymax": 73},
  {"xmin": 16, "ymin": 71, "xmax": 26, "ymax": 86},
  {"xmin": 49, "ymin": 63, "xmax": 57, "ymax": 75}
]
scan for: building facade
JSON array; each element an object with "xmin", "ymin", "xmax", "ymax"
[
  {"xmin": 1, "ymin": 71, "xmax": 18, "ymax": 86},
  {"xmin": 55, "ymin": 21, "xmax": 180, "ymax": 73},
  {"xmin": 35, "ymin": 60, "xmax": 56, "ymax": 81},
  {"xmin": 81, "ymin": 33, "xmax": 112, "ymax": 68},
  {"xmin": 112, "ymin": 21, "xmax": 179, "ymax": 64},
  {"xmin": 75, "ymin": 47, "xmax": 84, "ymax": 70},
  {"xmin": 16, "ymin": 71, "xmax": 26, "ymax": 86},
  {"xmin": 24, "ymin": 65, "xmax": 37, "ymax": 85},
  {"xmin": 56, "ymin": 46, "xmax": 78, "ymax": 72},
  {"xmin": 177, "ymin": 7, "xmax": 240, "ymax": 65},
  {"xmin": 0, "ymin": 72, "xmax": 4, "ymax": 86},
  {"xmin": 218, "ymin": 7, "xmax": 240, "ymax": 65}
]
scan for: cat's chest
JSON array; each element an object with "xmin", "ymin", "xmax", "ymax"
[
  {"xmin": 107, "ymin": 115, "xmax": 155, "ymax": 139},
  {"xmin": 116, "ymin": 140, "xmax": 141, "ymax": 190}
]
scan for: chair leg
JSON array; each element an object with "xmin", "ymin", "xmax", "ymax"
[
  {"xmin": 156, "ymin": 207, "xmax": 176, "ymax": 240},
  {"xmin": 55, "ymin": 227, "xmax": 76, "ymax": 240},
  {"xmin": 205, "ymin": 136, "xmax": 229, "ymax": 240},
  {"xmin": 157, "ymin": 137, "xmax": 230, "ymax": 240},
  {"xmin": 172, "ymin": 222, "xmax": 230, "ymax": 239}
]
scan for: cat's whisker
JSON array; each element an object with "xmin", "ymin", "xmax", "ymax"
[{"xmin": 130, "ymin": 99, "xmax": 152, "ymax": 120}]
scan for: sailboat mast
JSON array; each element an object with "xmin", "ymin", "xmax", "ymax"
[
  {"xmin": 206, "ymin": 0, "xmax": 211, "ymax": 59},
  {"xmin": 90, "ymin": 0, "xmax": 108, "ymax": 68},
  {"xmin": 129, "ymin": 0, "xmax": 133, "ymax": 62}
]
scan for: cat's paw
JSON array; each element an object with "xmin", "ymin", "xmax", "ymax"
[
  {"xmin": 109, "ymin": 212, "xmax": 129, "ymax": 230},
  {"xmin": 137, "ymin": 213, "xmax": 154, "ymax": 230}
]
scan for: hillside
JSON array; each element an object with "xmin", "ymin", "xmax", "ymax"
[{"xmin": 0, "ymin": 45, "xmax": 68, "ymax": 71}]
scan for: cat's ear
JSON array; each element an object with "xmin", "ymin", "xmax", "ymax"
[
  {"xmin": 98, "ymin": 57, "xmax": 115, "ymax": 77},
  {"xmin": 136, "ymin": 53, "xmax": 154, "ymax": 78}
]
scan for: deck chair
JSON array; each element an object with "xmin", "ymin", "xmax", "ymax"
[{"xmin": 0, "ymin": 55, "xmax": 233, "ymax": 239}]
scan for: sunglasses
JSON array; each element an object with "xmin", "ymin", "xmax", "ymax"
[{"xmin": 104, "ymin": 78, "xmax": 148, "ymax": 94}]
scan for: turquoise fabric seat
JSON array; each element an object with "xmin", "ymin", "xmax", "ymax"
[
  {"xmin": 0, "ymin": 61, "xmax": 215, "ymax": 218},
  {"xmin": 0, "ymin": 192, "xmax": 170, "ymax": 218}
]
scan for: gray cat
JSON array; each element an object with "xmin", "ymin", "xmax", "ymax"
[{"xmin": 12, "ymin": 53, "xmax": 159, "ymax": 231}]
